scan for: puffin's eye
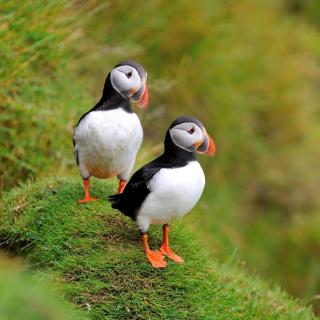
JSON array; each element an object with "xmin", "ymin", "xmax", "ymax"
[
  {"xmin": 126, "ymin": 71, "xmax": 132, "ymax": 79},
  {"xmin": 187, "ymin": 126, "xmax": 195, "ymax": 134}
]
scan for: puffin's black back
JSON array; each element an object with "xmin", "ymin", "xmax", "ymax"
[
  {"xmin": 108, "ymin": 160, "xmax": 160, "ymax": 219},
  {"xmin": 108, "ymin": 118, "xmax": 197, "ymax": 220}
]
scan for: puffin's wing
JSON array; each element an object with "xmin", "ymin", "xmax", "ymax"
[
  {"xmin": 108, "ymin": 160, "xmax": 162, "ymax": 219},
  {"xmin": 72, "ymin": 120, "xmax": 83, "ymax": 165},
  {"xmin": 72, "ymin": 135, "xmax": 79, "ymax": 166},
  {"xmin": 72, "ymin": 108, "xmax": 94, "ymax": 164}
]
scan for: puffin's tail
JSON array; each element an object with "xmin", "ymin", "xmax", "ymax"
[{"xmin": 108, "ymin": 193, "xmax": 122, "ymax": 210}]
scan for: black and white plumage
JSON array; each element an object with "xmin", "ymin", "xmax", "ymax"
[
  {"xmin": 73, "ymin": 60, "xmax": 148, "ymax": 203},
  {"xmin": 109, "ymin": 116, "xmax": 215, "ymax": 268}
]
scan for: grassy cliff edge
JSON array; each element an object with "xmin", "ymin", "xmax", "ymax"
[{"xmin": 0, "ymin": 177, "xmax": 315, "ymax": 319}]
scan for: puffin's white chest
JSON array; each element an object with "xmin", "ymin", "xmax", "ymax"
[
  {"xmin": 137, "ymin": 161, "xmax": 205, "ymax": 230},
  {"xmin": 74, "ymin": 109, "xmax": 143, "ymax": 178}
]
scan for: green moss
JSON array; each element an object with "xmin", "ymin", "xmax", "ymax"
[{"xmin": 0, "ymin": 177, "xmax": 315, "ymax": 319}]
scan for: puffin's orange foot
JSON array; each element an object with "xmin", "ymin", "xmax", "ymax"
[
  {"xmin": 146, "ymin": 250, "xmax": 167, "ymax": 269},
  {"xmin": 78, "ymin": 196, "xmax": 97, "ymax": 204},
  {"xmin": 118, "ymin": 180, "xmax": 126, "ymax": 194},
  {"xmin": 160, "ymin": 245, "xmax": 184, "ymax": 264}
]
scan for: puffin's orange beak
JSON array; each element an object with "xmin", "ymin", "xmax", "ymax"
[
  {"xmin": 205, "ymin": 134, "xmax": 215, "ymax": 156},
  {"xmin": 196, "ymin": 131, "xmax": 215, "ymax": 157},
  {"xmin": 138, "ymin": 83, "xmax": 149, "ymax": 109},
  {"xmin": 132, "ymin": 82, "xmax": 148, "ymax": 110}
]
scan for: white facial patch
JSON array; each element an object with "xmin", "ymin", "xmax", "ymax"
[
  {"xmin": 169, "ymin": 122, "xmax": 204, "ymax": 152},
  {"xmin": 110, "ymin": 65, "xmax": 142, "ymax": 98}
]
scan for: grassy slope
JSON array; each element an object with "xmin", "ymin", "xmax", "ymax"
[{"xmin": 0, "ymin": 177, "xmax": 315, "ymax": 319}]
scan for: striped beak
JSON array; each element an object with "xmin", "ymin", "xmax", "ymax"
[
  {"xmin": 195, "ymin": 130, "xmax": 215, "ymax": 157},
  {"xmin": 131, "ymin": 82, "xmax": 149, "ymax": 109}
]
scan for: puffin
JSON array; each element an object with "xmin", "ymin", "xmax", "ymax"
[
  {"xmin": 73, "ymin": 60, "xmax": 148, "ymax": 203},
  {"xmin": 108, "ymin": 116, "xmax": 215, "ymax": 268}
]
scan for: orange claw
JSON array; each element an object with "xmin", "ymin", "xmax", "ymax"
[
  {"xmin": 160, "ymin": 245, "xmax": 184, "ymax": 264},
  {"xmin": 78, "ymin": 179, "xmax": 97, "ymax": 204},
  {"xmin": 78, "ymin": 196, "xmax": 97, "ymax": 204},
  {"xmin": 146, "ymin": 250, "xmax": 167, "ymax": 269},
  {"xmin": 160, "ymin": 224, "xmax": 184, "ymax": 264},
  {"xmin": 142, "ymin": 234, "xmax": 167, "ymax": 269}
]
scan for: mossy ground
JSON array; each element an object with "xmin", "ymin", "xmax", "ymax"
[{"xmin": 0, "ymin": 177, "xmax": 315, "ymax": 319}]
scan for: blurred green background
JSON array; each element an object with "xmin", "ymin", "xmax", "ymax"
[
  {"xmin": 0, "ymin": 256, "xmax": 85, "ymax": 320},
  {"xmin": 1, "ymin": 0, "xmax": 320, "ymax": 315}
]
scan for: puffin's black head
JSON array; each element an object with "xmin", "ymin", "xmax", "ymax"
[
  {"xmin": 109, "ymin": 60, "xmax": 149, "ymax": 109},
  {"xmin": 165, "ymin": 116, "xmax": 215, "ymax": 156}
]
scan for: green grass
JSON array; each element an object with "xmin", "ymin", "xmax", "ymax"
[
  {"xmin": 187, "ymin": 183, "xmax": 320, "ymax": 315},
  {"xmin": 2, "ymin": 0, "xmax": 320, "ymax": 316},
  {"xmin": 0, "ymin": 0, "xmax": 93, "ymax": 190},
  {"xmin": 0, "ymin": 177, "xmax": 315, "ymax": 319}
]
